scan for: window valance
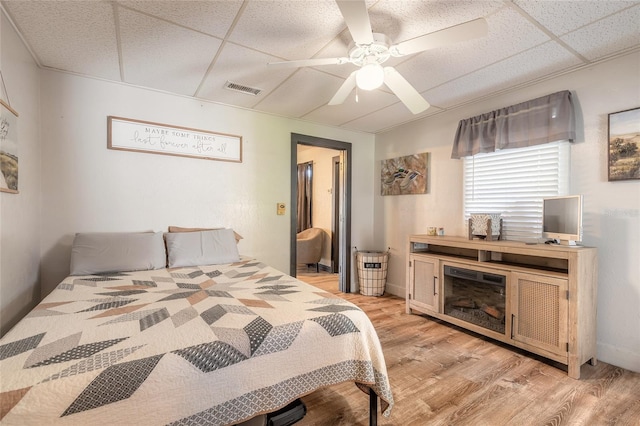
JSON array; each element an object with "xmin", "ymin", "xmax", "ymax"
[{"xmin": 451, "ymin": 90, "xmax": 575, "ymax": 159}]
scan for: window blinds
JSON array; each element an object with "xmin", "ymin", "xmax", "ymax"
[{"xmin": 463, "ymin": 141, "xmax": 570, "ymax": 241}]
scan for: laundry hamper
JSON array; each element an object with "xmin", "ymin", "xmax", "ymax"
[{"xmin": 355, "ymin": 249, "xmax": 389, "ymax": 296}]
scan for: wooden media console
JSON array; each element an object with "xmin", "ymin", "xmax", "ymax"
[{"xmin": 406, "ymin": 235, "xmax": 598, "ymax": 379}]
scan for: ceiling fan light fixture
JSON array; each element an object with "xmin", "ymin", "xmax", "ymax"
[{"xmin": 356, "ymin": 63, "xmax": 384, "ymax": 91}]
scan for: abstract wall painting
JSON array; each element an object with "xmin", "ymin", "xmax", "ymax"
[
  {"xmin": 1, "ymin": 99, "xmax": 19, "ymax": 194},
  {"xmin": 381, "ymin": 152, "xmax": 428, "ymax": 195}
]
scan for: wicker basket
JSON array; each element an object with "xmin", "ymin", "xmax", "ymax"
[{"xmin": 356, "ymin": 250, "xmax": 389, "ymax": 296}]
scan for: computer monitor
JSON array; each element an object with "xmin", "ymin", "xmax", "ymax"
[{"xmin": 542, "ymin": 195, "xmax": 583, "ymax": 246}]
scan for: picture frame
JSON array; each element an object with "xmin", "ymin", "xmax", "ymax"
[
  {"xmin": 1, "ymin": 99, "xmax": 19, "ymax": 194},
  {"xmin": 108, "ymin": 116, "xmax": 242, "ymax": 163},
  {"xmin": 608, "ymin": 107, "xmax": 640, "ymax": 181},
  {"xmin": 381, "ymin": 152, "xmax": 428, "ymax": 195}
]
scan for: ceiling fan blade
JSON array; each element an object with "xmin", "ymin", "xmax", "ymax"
[
  {"xmin": 383, "ymin": 67, "xmax": 430, "ymax": 114},
  {"xmin": 336, "ymin": 0, "xmax": 374, "ymax": 45},
  {"xmin": 391, "ymin": 18, "xmax": 488, "ymax": 56},
  {"xmin": 268, "ymin": 57, "xmax": 349, "ymax": 68},
  {"xmin": 328, "ymin": 71, "xmax": 357, "ymax": 105}
]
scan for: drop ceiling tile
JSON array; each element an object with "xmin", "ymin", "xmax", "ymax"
[
  {"xmin": 118, "ymin": 0, "xmax": 243, "ymax": 39},
  {"xmin": 560, "ymin": 6, "xmax": 640, "ymax": 61},
  {"xmin": 345, "ymin": 101, "xmax": 442, "ymax": 133},
  {"xmin": 395, "ymin": 6, "xmax": 551, "ymax": 94},
  {"xmin": 197, "ymin": 43, "xmax": 296, "ymax": 108},
  {"xmin": 424, "ymin": 41, "xmax": 582, "ymax": 109},
  {"xmin": 369, "ymin": 0, "xmax": 503, "ymax": 45},
  {"xmin": 302, "ymin": 89, "xmax": 399, "ymax": 126},
  {"xmin": 118, "ymin": 8, "xmax": 222, "ymax": 95},
  {"xmin": 253, "ymin": 68, "xmax": 343, "ymax": 118},
  {"xmin": 3, "ymin": 1, "xmax": 120, "ymax": 80},
  {"xmin": 4, "ymin": 0, "xmax": 638, "ymax": 134},
  {"xmin": 228, "ymin": 1, "xmax": 345, "ymax": 60},
  {"xmin": 514, "ymin": 0, "xmax": 638, "ymax": 36}
]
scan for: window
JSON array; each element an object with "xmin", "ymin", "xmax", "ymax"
[{"xmin": 463, "ymin": 141, "xmax": 570, "ymax": 241}]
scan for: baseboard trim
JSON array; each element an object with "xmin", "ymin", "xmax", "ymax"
[
  {"xmin": 384, "ymin": 282, "xmax": 405, "ymax": 298},
  {"xmin": 597, "ymin": 342, "xmax": 640, "ymax": 373}
]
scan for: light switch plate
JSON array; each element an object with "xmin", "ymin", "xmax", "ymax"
[{"xmin": 277, "ymin": 203, "xmax": 286, "ymax": 215}]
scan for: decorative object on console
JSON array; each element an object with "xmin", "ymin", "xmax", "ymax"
[
  {"xmin": 608, "ymin": 106, "xmax": 640, "ymax": 181},
  {"xmin": 468, "ymin": 213, "xmax": 502, "ymax": 241},
  {"xmin": 108, "ymin": 116, "xmax": 242, "ymax": 163},
  {"xmin": 381, "ymin": 152, "xmax": 428, "ymax": 195}
]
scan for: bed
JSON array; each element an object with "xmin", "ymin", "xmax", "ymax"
[{"xmin": 0, "ymin": 229, "xmax": 393, "ymax": 425}]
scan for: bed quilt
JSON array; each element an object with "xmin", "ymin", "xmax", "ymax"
[{"xmin": 0, "ymin": 259, "xmax": 393, "ymax": 425}]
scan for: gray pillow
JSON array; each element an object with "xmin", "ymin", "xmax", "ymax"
[
  {"xmin": 70, "ymin": 232, "xmax": 167, "ymax": 275},
  {"xmin": 165, "ymin": 229, "xmax": 240, "ymax": 268}
]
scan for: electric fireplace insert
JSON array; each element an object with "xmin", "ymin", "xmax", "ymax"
[{"xmin": 443, "ymin": 265, "xmax": 506, "ymax": 334}]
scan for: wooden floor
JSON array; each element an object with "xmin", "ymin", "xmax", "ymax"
[{"xmin": 294, "ymin": 270, "xmax": 640, "ymax": 426}]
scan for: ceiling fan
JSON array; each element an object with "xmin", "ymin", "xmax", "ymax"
[{"xmin": 269, "ymin": 0, "xmax": 488, "ymax": 114}]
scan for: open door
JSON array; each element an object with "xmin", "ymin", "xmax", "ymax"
[
  {"xmin": 331, "ymin": 156, "xmax": 340, "ymax": 273},
  {"xmin": 336, "ymin": 151, "xmax": 348, "ymax": 292},
  {"xmin": 291, "ymin": 133, "xmax": 351, "ymax": 292}
]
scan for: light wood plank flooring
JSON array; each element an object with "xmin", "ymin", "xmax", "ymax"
[{"xmin": 295, "ymin": 270, "xmax": 640, "ymax": 426}]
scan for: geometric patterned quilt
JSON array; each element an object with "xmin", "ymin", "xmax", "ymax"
[{"xmin": 0, "ymin": 259, "xmax": 393, "ymax": 425}]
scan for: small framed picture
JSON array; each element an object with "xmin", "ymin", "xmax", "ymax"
[{"xmin": 608, "ymin": 107, "xmax": 640, "ymax": 181}]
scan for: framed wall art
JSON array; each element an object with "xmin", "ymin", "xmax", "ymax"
[
  {"xmin": 108, "ymin": 116, "xmax": 242, "ymax": 163},
  {"xmin": 1, "ymin": 99, "xmax": 19, "ymax": 194},
  {"xmin": 381, "ymin": 152, "xmax": 428, "ymax": 195},
  {"xmin": 608, "ymin": 107, "xmax": 640, "ymax": 181}
]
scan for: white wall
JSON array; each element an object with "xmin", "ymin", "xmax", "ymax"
[
  {"xmin": 375, "ymin": 51, "xmax": 640, "ymax": 373},
  {"xmin": 38, "ymin": 70, "xmax": 376, "ymax": 297},
  {"xmin": 0, "ymin": 13, "xmax": 42, "ymax": 336}
]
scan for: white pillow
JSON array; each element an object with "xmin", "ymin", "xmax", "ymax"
[
  {"xmin": 165, "ymin": 229, "xmax": 241, "ymax": 268},
  {"xmin": 168, "ymin": 226, "xmax": 243, "ymax": 243},
  {"xmin": 70, "ymin": 232, "xmax": 166, "ymax": 275}
]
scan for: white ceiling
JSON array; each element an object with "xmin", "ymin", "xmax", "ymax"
[{"xmin": 2, "ymin": 0, "xmax": 639, "ymax": 133}]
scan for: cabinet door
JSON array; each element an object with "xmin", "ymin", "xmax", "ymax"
[
  {"xmin": 409, "ymin": 255, "xmax": 439, "ymax": 314},
  {"xmin": 511, "ymin": 272, "xmax": 568, "ymax": 357}
]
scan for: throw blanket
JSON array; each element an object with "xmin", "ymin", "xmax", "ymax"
[{"xmin": 0, "ymin": 259, "xmax": 393, "ymax": 425}]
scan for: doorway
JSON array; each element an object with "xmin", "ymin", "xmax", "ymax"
[
  {"xmin": 331, "ymin": 156, "xmax": 340, "ymax": 273},
  {"xmin": 290, "ymin": 133, "xmax": 352, "ymax": 293}
]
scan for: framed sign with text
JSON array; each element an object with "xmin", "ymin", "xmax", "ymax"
[{"xmin": 107, "ymin": 116, "xmax": 242, "ymax": 163}]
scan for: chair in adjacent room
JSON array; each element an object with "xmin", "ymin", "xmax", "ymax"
[{"xmin": 296, "ymin": 228, "xmax": 323, "ymax": 272}]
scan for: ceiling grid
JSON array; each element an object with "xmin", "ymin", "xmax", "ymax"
[{"xmin": 1, "ymin": 0, "xmax": 637, "ymax": 133}]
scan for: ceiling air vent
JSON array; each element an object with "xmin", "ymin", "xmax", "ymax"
[{"xmin": 223, "ymin": 81, "xmax": 262, "ymax": 96}]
